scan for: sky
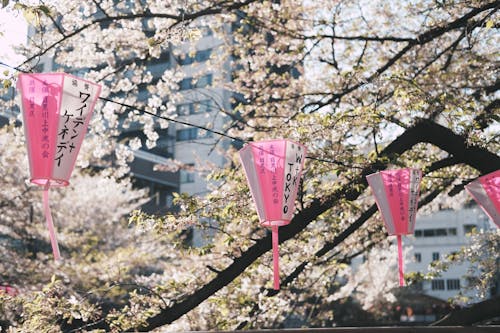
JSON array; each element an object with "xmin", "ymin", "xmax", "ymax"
[{"xmin": 0, "ymin": 8, "xmax": 28, "ymax": 68}]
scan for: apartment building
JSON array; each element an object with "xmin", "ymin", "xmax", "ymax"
[{"xmin": 405, "ymin": 206, "xmax": 495, "ymax": 301}]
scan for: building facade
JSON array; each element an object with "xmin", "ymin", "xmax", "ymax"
[
  {"xmin": 405, "ymin": 206, "xmax": 495, "ymax": 302},
  {"xmin": 15, "ymin": 15, "xmax": 235, "ymax": 220}
]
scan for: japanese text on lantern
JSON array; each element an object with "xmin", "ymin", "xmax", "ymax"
[
  {"xmin": 41, "ymin": 81, "xmax": 50, "ymax": 159},
  {"xmin": 270, "ymin": 144, "xmax": 279, "ymax": 205},
  {"xmin": 28, "ymin": 79, "xmax": 35, "ymax": 117},
  {"xmin": 397, "ymin": 172, "xmax": 405, "ymax": 222},
  {"xmin": 283, "ymin": 144, "xmax": 303, "ymax": 214},
  {"xmin": 408, "ymin": 169, "xmax": 421, "ymax": 226},
  {"xmin": 55, "ymin": 79, "xmax": 91, "ymax": 167},
  {"xmin": 258, "ymin": 144, "xmax": 265, "ymax": 175}
]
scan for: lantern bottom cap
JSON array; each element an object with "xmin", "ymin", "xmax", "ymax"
[
  {"xmin": 388, "ymin": 232, "xmax": 413, "ymax": 236},
  {"xmin": 31, "ymin": 178, "xmax": 69, "ymax": 187},
  {"xmin": 261, "ymin": 220, "xmax": 290, "ymax": 227}
]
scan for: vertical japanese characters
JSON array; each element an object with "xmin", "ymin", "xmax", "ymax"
[{"xmin": 54, "ymin": 79, "xmax": 93, "ymax": 171}]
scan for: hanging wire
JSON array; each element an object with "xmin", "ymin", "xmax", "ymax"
[
  {"xmin": 98, "ymin": 96, "xmax": 246, "ymax": 144},
  {"xmin": 1, "ymin": 60, "xmax": 351, "ymax": 166}
]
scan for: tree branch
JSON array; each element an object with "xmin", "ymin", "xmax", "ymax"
[
  {"xmin": 19, "ymin": 0, "xmax": 259, "ymax": 68},
  {"xmin": 304, "ymin": 1, "xmax": 499, "ymax": 113},
  {"xmin": 130, "ymin": 120, "xmax": 498, "ymax": 331},
  {"xmin": 432, "ymin": 295, "xmax": 500, "ymax": 326}
]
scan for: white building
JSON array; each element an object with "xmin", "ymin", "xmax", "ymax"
[
  {"xmin": 171, "ymin": 25, "xmax": 233, "ymax": 197},
  {"xmin": 405, "ymin": 206, "xmax": 494, "ymax": 301}
]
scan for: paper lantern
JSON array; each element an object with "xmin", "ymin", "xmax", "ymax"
[
  {"xmin": 465, "ymin": 170, "xmax": 500, "ymax": 228},
  {"xmin": 0, "ymin": 285, "xmax": 19, "ymax": 296},
  {"xmin": 239, "ymin": 139, "xmax": 307, "ymax": 290},
  {"xmin": 17, "ymin": 73, "xmax": 101, "ymax": 260},
  {"xmin": 366, "ymin": 168, "xmax": 422, "ymax": 286}
]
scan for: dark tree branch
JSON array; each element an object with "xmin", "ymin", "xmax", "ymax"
[
  {"xmin": 267, "ymin": 156, "xmax": 460, "ymax": 296},
  {"xmin": 432, "ymin": 295, "xmax": 500, "ymax": 326},
  {"xmin": 19, "ymin": 0, "xmax": 259, "ymax": 67},
  {"xmin": 303, "ymin": 1, "xmax": 499, "ymax": 113},
  {"xmin": 316, "ymin": 34, "xmax": 416, "ymax": 43},
  {"xmin": 126, "ymin": 120, "xmax": 499, "ymax": 332}
]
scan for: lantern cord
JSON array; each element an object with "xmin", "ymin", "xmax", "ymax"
[
  {"xmin": 98, "ymin": 96, "xmax": 246, "ymax": 144},
  {"xmin": 97, "ymin": 97, "xmax": 352, "ymax": 167},
  {"xmin": 43, "ymin": 184, "xmax": 61, "ymax": 261},
  {"xmin": 272, "ymin": 225, "xmax": 280, "ymax": 290},
  {"xmin": 397, "ymin": 235, "xmax": 404, "ymax": 287},
  {"xmin": 0, "ymin": 60, "xmax": 357, "ymax": 167},
  {"xmin": 0, "ymin": 61, "xmax": 352, "ymax": 169}
]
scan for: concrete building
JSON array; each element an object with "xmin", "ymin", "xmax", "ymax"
[
  {"xmin": 19, "ymin": 15, "xmax": 234, "ymax": 219},
  {"xmin": 405, "ymin": 206, "xmax": 495, "ymax": 302}
]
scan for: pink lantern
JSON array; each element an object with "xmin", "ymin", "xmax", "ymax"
[
  {"xmin": 0, "ymin": 285, "xmax": 19, "ymax": 296},
  {"xmin": 465, "ymin": 170, "xmax": 500, "ymax": 228},
  {"xmin": 366, "ymin": 168, "xmax": 422, "ymax": 286},
  {"xmin": 239, "ymin": 139, "xmax": 307, "ymax": 290},
  {"xmin": 17, "ymin": 73, "xmax": 101, "ymax": 260}
]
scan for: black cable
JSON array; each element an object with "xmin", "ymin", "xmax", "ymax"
[{"xmin": 1, "ymin": 61, "xmax": 348, "ymax": 166}]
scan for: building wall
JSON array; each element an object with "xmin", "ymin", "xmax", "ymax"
[
  {"xmin": 13, "ymin": 12, "xmax": 234, "ymax": 245},
  {"xmin": 405, "ymin": 207, "xmax": 494, "ymax": 301},
  {"xmin": 172, "ymin": 25, "xmax": 232, "ymax": 197}
]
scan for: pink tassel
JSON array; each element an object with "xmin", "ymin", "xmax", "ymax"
[
  {"xmin": 397, "ymin": 235, "xmax": 404, "ymax": 286},
  {"xmin": 272, "ymin": 225, "xmax": 280, "ymax": 290},
  {"xmin": 43, "ymin": 185, "xmax": 61, "ymax": 261}
]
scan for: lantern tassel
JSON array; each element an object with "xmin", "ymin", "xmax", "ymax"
[
  {"xmin": 397, "ymin": 235, "xmax": 404, "ymax": 286},
  {"xmin": 272, "ymin": 225, "xmax": 280, "ymax": 290},
  {"xmin": 43, "ymin": 185, "xmax": 61, "ymax": 261}
]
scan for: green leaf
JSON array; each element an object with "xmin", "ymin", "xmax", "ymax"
[
  {"xmin": 2, "ymin": 0, "xmax": 9, "ymax": 9},
  {"xmin": 3, "ymin": 79, "xmax": 12, "ymax": 89},
  {"xmin": 37, "ymin": 5, "xmax": 51, "ymax": 16}
]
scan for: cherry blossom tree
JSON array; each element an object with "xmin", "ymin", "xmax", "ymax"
[{"xmin": 0, "ymin": 0, "xmax": 499, "ymax": 331}]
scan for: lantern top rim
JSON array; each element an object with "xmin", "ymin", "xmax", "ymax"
[
  {"xmin": 240, "ymin": 139, "xmax": 306, "ymax": 152},
  {"xmin": 17, "ymin": 72, "xmax": 101, "ymax": 89}
]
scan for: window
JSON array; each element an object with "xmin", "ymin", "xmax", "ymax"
[
  {"xmin": 196, "ymin": 74, "xmax": 212, "ymax": 88},
  {"xmin": 180, "ymin": 164, "xmax": 195, "ymax": 183},
  {"xmin": 176, "ymin": 128, "xmax": 213, "ymax": 141},
  {"xmin": 432, "ymin": 252, "xmax": 440, "ymax": 261},
  {"xmin": 193, "ymin": 100, "xmax": 213, "ymax": 113},
  {"xmin": 178, "ymin": 74, "xmax": 213, "ymax": 90},
  {"xmin": 197, "ymin": 129, "xmax": 212, "ymax": 139},
  {"xmin": 431, "ymin": 279, "xmax": 445, "ymax": 290},
  {"xmin": 177, "ymin": 128, "xmax": 198, "ymax": 141},
  {"xmin": 177, "ymin": 100, "xmax": 213, "ymax": 116},
  {"xmin": 416, "ymin": 228, "xmax": 458, "ymax": 237},
  {"xmin": 463, "ymin": 224, "xmax": 476, "ymax": 234},
  {"xmin": 177, "ymin": 103, "xmax": 191, "ymax": 116},
  {"xmin": 435, "ymin": 228, "xmax": 447, "ymax": 236},
  {"xmin": 447, "ymin": 279, "xmax": 461, "ymax": 290},
  {"xmin": 196, "ymin": 49, "xmax": 212, "ymax": 62},
  {"xmin": 414, "ymin": 253, "xmax": 422, "ymax": 263},
  {"xmin": 424, "ymin": 229, "xmax": 435, "ymax": 237},
  {"xmin": 179, "ymin": 78, "xmax": 193, "ymax": 90},
  {"xmin": 179, "ymin": 48, "xmax": 212, "ymax": 65}
]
